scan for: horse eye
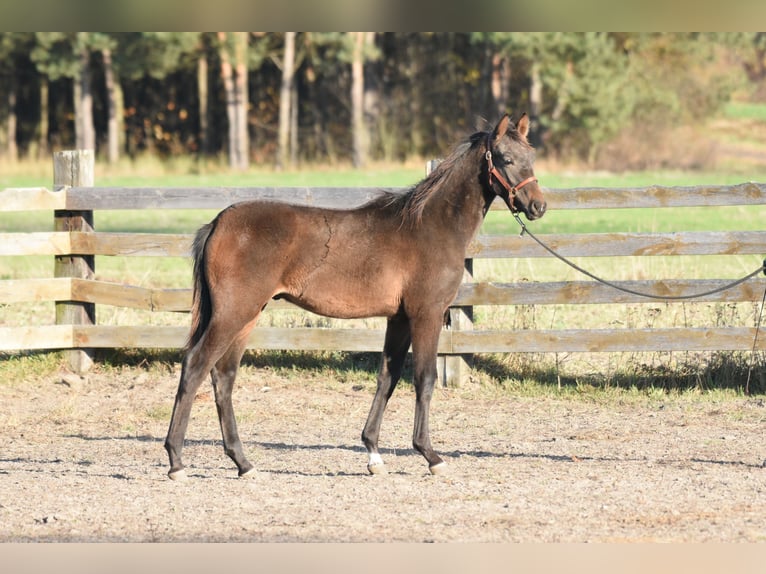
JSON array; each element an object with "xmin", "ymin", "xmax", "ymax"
[{"xmin": 503, "ymin": 157, "xmax": 514, "ymax": 166}]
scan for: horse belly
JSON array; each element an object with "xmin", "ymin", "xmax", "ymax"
[{"xmin": 289, "ymin": 264, "xmax": 403, "ymax": 319}]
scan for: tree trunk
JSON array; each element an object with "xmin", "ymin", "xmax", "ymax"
[
  {"xmin": 233, "ymin": 32, "xmax": 249, "ymax": 170},
  {"xmin": 6, "ymin": 75, "xmax": 18, "ymax": 162},
  {"xmin": 75, "ymin": 44, "xmax": 96, "ymax": 151},
  {"xmin": 552, "ymin": 60, "xmax": 574, "ymax": 124},
  {"xmin": 102, "ymin": 47, "xmax": 119, "ymax": 163},
  {"xmin": 529, "ymin": 61, "xmax": 543, "ymax": 147},
  {"xmin": 219, "ymin": 34, "xmax": 236, "ymax": 167},
  {"xmin": 218, "ymin": 32, "xmax": 249, "ymax": 170},
  {"xmin": 491, "ymin": 52, "xmax": 510, "ymax": 117},
  {"xmin": 277, "ymin": 31, "xmax": 296, "ymax": 169},
  {"xmin": 363, "ymin": 32, "xmax": 378, "ymax": 160},
  {"xmin": 38, "ymin": 76, "xmax": 49, "ymax": 159},
  {"xmin": 197, "ymin": 51, "xmax": 209, "ymax": 155},
  {"xmin": 290, "ymin": 77, "xmax": 298, "ymax": 166},
  {"xmin": 303, "ymin": 34, "xmax": 323, "ymax": 161},
  {"xmin": 351, "ymin": 32, "xmax": 367, "ymax": 168}
]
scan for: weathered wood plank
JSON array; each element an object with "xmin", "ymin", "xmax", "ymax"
[
  {"xmin": 70, "ymin": 279, "xmax": 192, "ymax": 312},
  {"xmin": 70, "ymin": 279, "xmax": 152, "ymax": 310},
  {"xmin": 57, "ymin": 182, "xmax": 766, "ymax": 212},
  {"xmin": 71, "ymin": 325, "xmax": 188, "ymax": 349},
  {"xmin": 69, "ymin": 325, "xmax": 389, "ymax": 352},
  {"xmin": 4, "ymin": 182, "xmax": 766, "ymax": 214},
  {"xmin": 536, "ymin": 182, "xmax": 766, "ymax": 210},
  {"xmin": 468, "ymin": 231, "xmax": 766, "ymax": 258},
  {"xmin": 449, "ymin": 327, "xmax": 766, "ymax": 353},
  {"xmin": 148, "ymin": 287, "xmax": 193, "ymax": 312},
  {"xmin": 5, "ymin": 229, "xmax": 761, "ymax": 260},
  {"xmin": 247, "ymin": 327, "xmax": 387, "ymax": 352},
  {"xmin": 455, "ymin": 278, "xmax": 766, "ymax": 306},
  {"xmin": 0, "ymin": 187, "xmax": 66, "ymax": 211},
  {"xmin": 0, "ymin": 325, "xmax": 74, "ymax": 351},
  {"xmin": 72, "ymin": 232, "xmax": 193, "ymax": 257},
  {"xmin": 6, "ymin": 324, "xmax": 760, "ymax": 354},
  {"xmin": 0, "ymin": 232, "xmax": 73, "ymax": 256},
  {"xmin": 4, "ymin": 276, "xmax": 760, "ymax": 311},
  {"xmin": 0, "ymin": 278, "xmax": 71, "ymax": 303},
  {"xmin": 64, "ymin": 186, "xmax": 403, "ymax": 210},
  {"xmin": 54, "ymin": 150, "xmax": 95, "ymax": 372},
  {"xmin": 61, "ymin": 277, "xmax": 766, "ymax": 310},
  {"xmin": 0, "ymin": 232, "xmax": 193, "ymax": 257}
]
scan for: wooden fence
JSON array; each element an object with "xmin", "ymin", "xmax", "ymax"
[{"xmin": 1, "ymin": 150, "xmax": 766, "ymax": 385}]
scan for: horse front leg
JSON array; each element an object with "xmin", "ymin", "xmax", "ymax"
[
  {"xmin": 362, "ymin": 314, "xmax": 411, "ymax": 475},
  {"xmin": 410, "ymin": 315, "xmax": 447, "ymax": 475}
]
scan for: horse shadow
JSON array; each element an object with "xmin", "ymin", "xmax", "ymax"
[{"xmin": 46, "ymin": 434, "xmax": 764, "ymax": 475}]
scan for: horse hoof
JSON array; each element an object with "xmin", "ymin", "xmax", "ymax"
[
  {"xmin": 168, "ymin": 468, "xmax": 189, "ymax": 482},
  {"xmin": 367, "ymin": 463, "xmax": 388, "ymax": 476},
  {"xmin": 429, "ymin": 462, "xmax": 447, "ymax": 476},
  {"xmin": 239, "ymin": 468, "xmax": 258, "ymax": 479}
]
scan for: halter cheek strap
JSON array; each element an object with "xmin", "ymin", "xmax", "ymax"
[{"xmin": 485, "ymin": 142, "xmax": 538, "ymax": 200}]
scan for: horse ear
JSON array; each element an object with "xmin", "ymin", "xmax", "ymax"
[
  {"xmin": 492, "ymin": 114, "xmax": 511, "ymax": 146},
  {"xmin": 516, "ymin": 113, "xmax": 530, "ymax": 141}
]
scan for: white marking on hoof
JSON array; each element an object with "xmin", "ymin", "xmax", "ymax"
[
  {"xmin": 367, "ymin": 453, "xmax": 387, "ymax": 475},
  {"xmin": 429, "ymin": 462, "xmax": 447, "ymax": 476},
  {"xmin": 239, "ymin": 468, "xmax": 258, "ymax": 479},
  {"xmin": 168, "ymin": 468, "xmax": 189, "ymax": 482}
]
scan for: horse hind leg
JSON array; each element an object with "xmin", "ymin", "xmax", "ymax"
[
  {"xmin": 211, "ymin": 318, "xmax": 259, "ymax": 478},
  {"xmin": 165, "ymin": 329, "xmax": 230, "ymax": 481},
  {"xmin": 165, "ymin": 307, "xmax": 260, "ymax": 481}
]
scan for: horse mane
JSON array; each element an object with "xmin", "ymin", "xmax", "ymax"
[
  {"xmin": 367, "ymin": 121, "xmax": 531, "ymax": 226},
  {"xmin": 392, "ymin": 130, "xmax": 487, "ymax": 226}
]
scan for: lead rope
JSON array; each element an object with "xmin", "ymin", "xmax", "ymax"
[
  {"xmin": 512, "ymin": 213, "xmax": 766, "ymax": 300},
  {"xmin": 512, "ymin": 213, "xmax": 766, "ymax": 393}
]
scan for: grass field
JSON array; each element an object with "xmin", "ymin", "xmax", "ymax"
[{"xmin": 2, "ymin": 136, "xmax": 766, "ymax": 394}]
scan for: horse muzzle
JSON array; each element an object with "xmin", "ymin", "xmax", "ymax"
[
  {"xmin": 522, "ymin": 195, "xmax": 547, "ymax": 220},
  {"xmin": 507, "ymin": 178, "xmax": 547, "ymax": 221}
]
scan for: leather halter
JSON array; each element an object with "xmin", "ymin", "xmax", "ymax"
[{"xmin": 485, "ymin": 136, "xmax": 538, "ymax": 202}]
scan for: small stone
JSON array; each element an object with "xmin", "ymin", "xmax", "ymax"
[
  {"xmin": 58, "ymin": 374, "xmax": 85, "ymax": 391},
  {"xmin": 38, "ymin": 515, "xmax": 58, "ymax": 524}
]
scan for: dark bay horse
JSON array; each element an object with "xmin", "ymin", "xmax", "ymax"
[{"xmin": 164, "ymin": 114, "xmax": 546, "ymax": 480}]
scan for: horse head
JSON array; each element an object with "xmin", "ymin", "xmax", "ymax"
[{"xmin": 485, "ymin": 113, "xmax": 547, "ymax": 221}]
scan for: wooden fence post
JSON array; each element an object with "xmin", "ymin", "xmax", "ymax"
[
  {"xmin": 54, "ymin": 150, "xmax": 95, "ymax": 373},
  {"xmin": 427, "ymin": 159, "xmax": 474, "ymax": 387}
]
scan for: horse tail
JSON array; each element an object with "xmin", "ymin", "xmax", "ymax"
[{"xmin": 186, "ymin": 220, "xmax": 217, "ymax": 350}]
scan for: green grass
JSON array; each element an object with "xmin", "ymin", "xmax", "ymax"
[{"xmin": 724, "ymin": 101, "xmax": 766, "ymax": 122}]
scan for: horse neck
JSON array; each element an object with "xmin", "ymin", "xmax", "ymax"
[{"xmin": 419, "ymin": 151, "xmax": 492, "ymax": 246}]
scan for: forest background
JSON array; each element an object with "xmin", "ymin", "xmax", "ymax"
[{"xmin": 3, "ymin": 32, "xmax": 766, "ymax": 173}]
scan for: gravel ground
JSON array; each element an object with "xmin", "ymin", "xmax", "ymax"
[{"xmin": 1, "ymin": 364, "xmax": 765, "ymax": 542}]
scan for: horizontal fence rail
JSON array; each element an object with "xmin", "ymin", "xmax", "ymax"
[
  {"xmin": 1, "ymin": 325, "xmax": 762, "ymax": 355},
  {"xmin": 1, "ymin": 150, "xmax": 766, "ymax": 383},
  {"xmin": 3, "ymin": 230, "xmax": 766, "ymax": 259},
  {"xmin": 3, "ymin": 276, "xmax": 765, "ymax": 311},
  {"xmin": 5, "ymin": 181, "xmax": 766, "ymax": 211}
]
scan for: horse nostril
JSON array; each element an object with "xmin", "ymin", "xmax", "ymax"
[{"xmin": 532, "ymin": 200, "xmax": 546, "ymax": 216}]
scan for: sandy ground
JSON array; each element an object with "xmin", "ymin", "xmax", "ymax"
[{"xmin": 1, "ymin": 363, "xmax": 765, "ymax": 542}]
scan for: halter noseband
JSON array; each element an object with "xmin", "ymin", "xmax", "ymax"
[{"xmin": 485, "ymin": 136, "xmax": 538, "ymax": 203}]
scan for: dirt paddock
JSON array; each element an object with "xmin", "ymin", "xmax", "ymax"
[{"xmin": 1, "ymin": 363, "xmax": 765, "ymax": 542}]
